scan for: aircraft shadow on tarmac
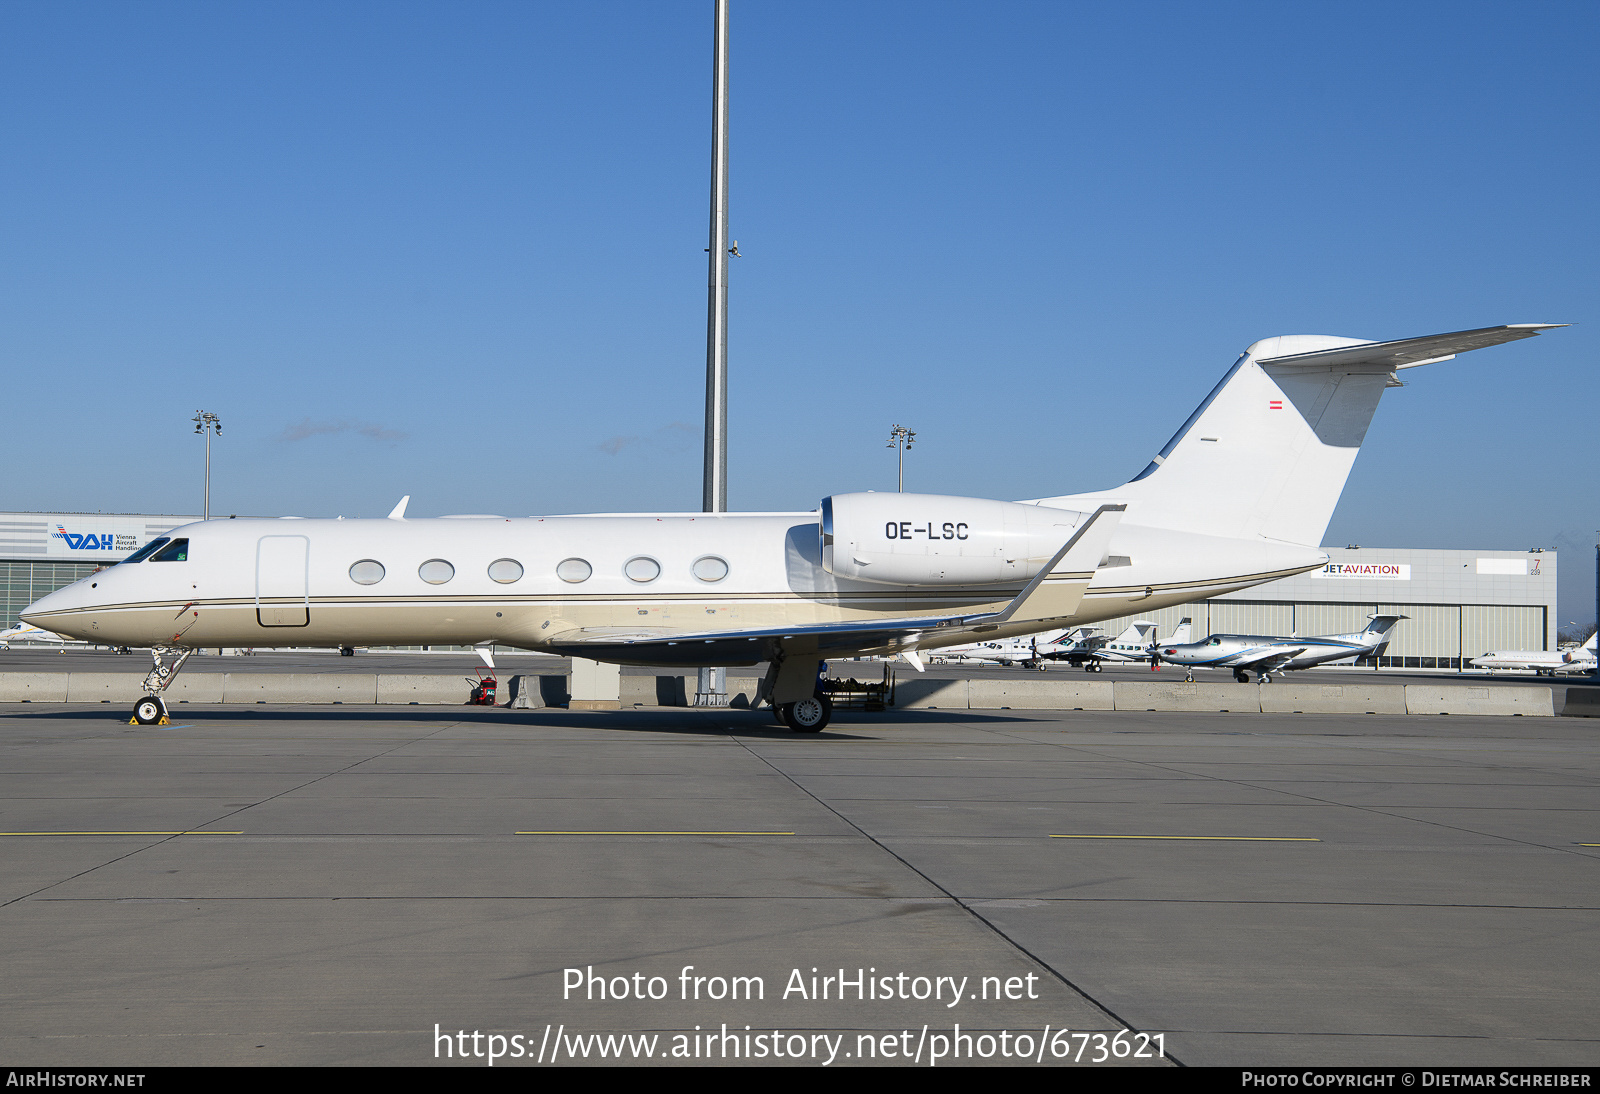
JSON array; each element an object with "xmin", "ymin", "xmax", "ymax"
[{"xmin": 0, "ymin": 705, "xmax": 1037, "ymax": 736}]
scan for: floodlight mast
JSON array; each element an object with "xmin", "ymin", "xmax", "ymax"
[
  {"xmin": 887, "ymin": 424, "xmax": 916, "ymax": 492},
  {"xmin": 697, "ymin": 0, "xmax": 732, "ymax": 707},
  {"xmin": 192, "ymin": 411, "xmax": 222, "ymax": 521},
  {"xmin": 703, "ymin": 0, "xmax": 730, "ymax": 516}
]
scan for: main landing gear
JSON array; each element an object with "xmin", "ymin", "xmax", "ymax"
[
  {"xmin": 1083, "ymin": 662, "xmax": 1104, "ymax": 673},
  {"xmin": 1233, "ymin": 669, "xmax": 1250, "ymax": 684},
  {"xmin": 778, "ymin": 694, "xmax": 833, "ymax": 733},
  {"xmin": 130, "ymin": 646, "xmax": 194, "ymax": 726}
]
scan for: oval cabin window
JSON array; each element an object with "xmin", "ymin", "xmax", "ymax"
[
  {"xmin": 624, "ymin": 556, "xmax": 661, "ymax": 583},
  {"xmin": 691, "ymin": 556, "xmax": 729, "ymax": 583},
  {"xmin": 419, "ymin": 559, "xmax": 455, "ymax": 585},
  {"xmin": 556, "ymin": 558, "xmax": 592, "ymax": 583},
  {"xmin": 349, "ymin": 560, "xmax": 385, "ymax": 585},
  {"xmin": 488, "ymin": 559, "xmax": 523, "ymax": 583}
]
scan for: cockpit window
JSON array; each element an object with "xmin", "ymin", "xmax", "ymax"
[
  {"xmin": 151, "ymin": 539, "xmax": 189, "ymax": 562},
  {"xmin": 120, "ymin": 538, "xmax": 170, "ymax": 564}
]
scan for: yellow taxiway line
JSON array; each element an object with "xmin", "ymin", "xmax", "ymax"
[
  {"xmin": 515, "ymin": 830, "xmax": 794, "ymax": 836},
  {"xmin": 0, "ymin": 831, "xmax": 242, "ymax": 836},
  {"xmin": 1049, "ymin": 834, "xmax": 1319, "ymax": 841}
]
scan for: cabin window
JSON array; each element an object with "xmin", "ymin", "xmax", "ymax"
[
  {"xmin": 488, "ymin": 559, "xmax": 524, "ymax": 584},
  {"xmin": 624, "ymin": 556, "xmax": 661, "ymax": 583},
  {"xmin": 556, "ymin": 558, "xmax": 591, "ymax": 583},
  {"xmin": 419, "ymin": 559, "xmax": 455, "ymax": 584},
  {"xmin": 121, "ymin": 538, "xmax": 169, "ymax": 564},
  {"xmin": 151, "ymin": 539, "xmax": 189, "ymax": 562},
  {"xmin": 349, "ymin": 560, "xmax": 385, "ymax": 585},
  {"xmin": 691, "ymin": 556, "xmax": 729, "ymax": 583}
]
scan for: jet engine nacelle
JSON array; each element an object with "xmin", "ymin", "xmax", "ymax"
[{"xmin": 820, "ymin": 492, "xmax": 1088, "ymax": 586}]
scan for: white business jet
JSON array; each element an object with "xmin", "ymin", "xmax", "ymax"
[
  {"xmin": 1471, "ymin": 633, "xmax": 1597, "ymax": 676},
  {"xmin": 0, "ymin": 621, "xmax": 77, "ymax": 649},
  {"xmin": 22, "ymin": 324, "xmax": 1564, "ymax": 731}
]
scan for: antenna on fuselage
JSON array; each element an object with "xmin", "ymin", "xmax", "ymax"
[{"xmin": 387, "ymin": 495, "xmax": 410, "ymax": 520}]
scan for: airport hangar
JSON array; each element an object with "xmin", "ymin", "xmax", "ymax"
[{"xmin": 0, "ymin": 511, "xmax": 1559, "ymax": 671}]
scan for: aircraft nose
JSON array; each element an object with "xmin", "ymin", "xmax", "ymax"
[{"xmin": 21, "ymin": 583, "xmax": 85, "ymax": 626}]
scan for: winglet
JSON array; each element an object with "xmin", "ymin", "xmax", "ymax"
[{"xmin": 387, "ymin": 495, "xmax": 410, "ymax": 520}]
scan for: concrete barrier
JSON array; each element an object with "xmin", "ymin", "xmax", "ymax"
[
  {"xmin": 967, "ymin": 678, "xmax": 1114, "ymax": 710},
  {"xmin": 1406, "ymin": 685, "xmax": 1554, "ymax": 717},
  {"xmin": 223, "ymin": 673, "xmax": 381, "ymax": 705},
  {"xmin": 621, "ymin": 674, "xmax": 668, "ymax": 707},
  {"xmin": 895, "ymin": 678, "xmax": 970, "ymax": 709},
  {"xmin": 570, "ymin": 658, "xmax": 621, "ymax": 711},
  {"xmin": 1562, "ymin": 687, "xmax": 1600, "ymax": 717},
  {"xmin": 373, "ymin": 675, "xmax": 469, "ymax": 705},
  {"xmin": 0, "ymin": 673, "xmax": 69, "ymax": 702},
  {"xmin": 1259, "ymin": 682, "xmax": 1408, "ymax": 715},
  {"xmin": 726, "ymin": 678, "xmax": 761, "ymax": 709},
  {"xmin": 1114, "ymin": 681, "xmax": 1260, "ymax": 713},
  {"xmin": 0, "ymin": 671, "xmax": 1567, "ymax": 718},
  {"xmin": 64, "ymin": 672, "xmax": 228, "ymax": 705}
]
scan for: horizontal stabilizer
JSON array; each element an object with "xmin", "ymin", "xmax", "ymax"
[{"xmin": 1258, "ymin": 324, "xmax": 1566, "ymax": 373}]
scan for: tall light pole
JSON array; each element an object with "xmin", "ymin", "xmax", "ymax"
[
  {"xmin": 697, "ymin": 0, "xmax": 732, "ymax": 707},
  {"xmin": 192, "ymin": 411, "xmax": 222, "ymax": 520},
  {"xmin": 703, "ymin": 0, "xmax": 730, "ymax": 514},
  {"xmin": 887, "ymin": 424, "xmax": 916, "ymax": 492}
]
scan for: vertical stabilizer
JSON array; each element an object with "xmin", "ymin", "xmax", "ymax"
[{"xmin": 1034, "ymin": 325, "xmax": 1564, "ymax": 547}]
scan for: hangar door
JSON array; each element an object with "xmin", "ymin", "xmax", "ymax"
[{"xmin": 257, "ymin": 535, "xmax": 310, "ymax": 627}]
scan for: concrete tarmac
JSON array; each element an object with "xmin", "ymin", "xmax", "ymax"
[{"xmin": 1, "ymin": 703, "xmax": 1596, "ymax": 1067}]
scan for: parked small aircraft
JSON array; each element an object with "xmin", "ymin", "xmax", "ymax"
[
  {"xmin": 1155, "ymin": 615, "xmax": 1406, "ymax": 682},
  {"xmin": 1471, "ymin": 632, "xmax": 1597, "ymax": 676},
  {"xmin": 928, "ymin": 635, "xmax": 1041, "ymax": 667},
  {"xmin": 1038, "ymin": 621, "xmax": 1159, "ymax": 672},
  {"xmin": 0, "ymin": 622, "xmax": 76, "ymax": 648}
]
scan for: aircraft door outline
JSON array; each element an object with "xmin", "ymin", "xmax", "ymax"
[{"xmin": 256, "ymin": 535, "xmax": 310, "ymax": 627}]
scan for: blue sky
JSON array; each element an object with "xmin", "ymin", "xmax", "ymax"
[{"xmin": 2, "ymin": 1, "xmax": 1596, "ymax": 624}]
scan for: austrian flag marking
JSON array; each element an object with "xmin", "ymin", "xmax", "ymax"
[{"xmin": 1268, "ymin": 400, "xmax": 1283, "ymax": 410}]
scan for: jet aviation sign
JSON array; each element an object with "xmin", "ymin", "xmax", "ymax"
[{"xmin": 1312, "ymin": 562, "xmax": 1411, "ymax": 580}]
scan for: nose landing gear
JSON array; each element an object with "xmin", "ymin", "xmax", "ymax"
[
  {"xmin": 133, "ymin": 695, "xmax": 168, "ymax": 725},
  {"xmin": 130, "ymin": 646, "xmax": 195, "ymax": 726}
]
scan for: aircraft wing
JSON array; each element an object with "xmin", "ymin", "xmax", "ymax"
[
  {"xmin": 543, "ymin": 504, "xmax": 1125, "ymax": 666},
  {"xmin": 1257, "ymin": 324, "xmax": 1566, "ymax": 373},
  {"xmin": 1228, "ymin": 646, "xmax": 1307, "ymax": 672}
]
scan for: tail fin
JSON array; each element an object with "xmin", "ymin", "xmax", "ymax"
[
  {"xmin": 1167, "ymin": 617, "xmax": 1192, "ymax": 645},
  {"xmin": 1111, "ymin": 620, "xmax": 1158, "ymax": 647},
  {"xmin": 1584, "ymin": 632, "xmax": 1598, "ymax": 653},
  {"xmin": 1039, "ymin": 325, "xmax": 1563, "ymax": 546},
  {"xmin": 1363, "ymin": 614, "xmax": 1406, "ymax": 637}
]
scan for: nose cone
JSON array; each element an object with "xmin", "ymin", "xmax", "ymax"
[
  {"xmin": 21, "ymin": 581, "xmax": 95, "ymax": 638},
  {"xmin": 21, "ymin": 587, "xmax": 68, "ymax": 625}
]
